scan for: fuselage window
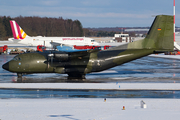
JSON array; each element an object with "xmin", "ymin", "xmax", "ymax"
[
  {"xmin": 13, "ymin": 56, "xmax": 21, "ymax": 61},
  {"xmin": 91, "ymin": 40, "xmax": 95, "ymax": 42}
]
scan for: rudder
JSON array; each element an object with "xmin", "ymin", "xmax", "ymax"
[
  {"xmin": 144, "ymin": 15, "xmax": 174, "ymax": 51},
  {"xmin": 127, "ymin": 15, "xmax": 174, "ymax": 52}
]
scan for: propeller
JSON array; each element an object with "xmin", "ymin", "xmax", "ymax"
[{"xmin": 47, "ymin": 53, "xmax": 54, "ymax": 68}]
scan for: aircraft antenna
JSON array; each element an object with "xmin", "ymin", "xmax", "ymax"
[{"xmin": 174, "ymin": 0, "xmax": 175, "ymax": 41}]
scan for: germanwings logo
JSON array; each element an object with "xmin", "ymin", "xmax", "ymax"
[
  {"xmin": 62, "ymin": 38, "xmax": 84, "ymax": 41},
  {"xmin": 10, "ymin": 20, "xmax": 27, "ymax": 39}
]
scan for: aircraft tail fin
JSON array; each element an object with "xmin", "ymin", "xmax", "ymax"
[
  {"xmin": 127, "ymin": 15, "xmax": 174, "ymax": 52},
  {"xmin": 10, "ymin": 20, "xmax": 29, "ymax": 40}
]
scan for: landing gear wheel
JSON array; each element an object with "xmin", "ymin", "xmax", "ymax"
[
  {"xmin": 17, "ymin": 73, "xmax": 22, "ymax": 78},
  {"xmin": 68, "ymin": 73, "xmax": 86, "ymax": 79},
  {"xmin": 17, "ymin": 73, "xmax": 23, "ymax": 82}
]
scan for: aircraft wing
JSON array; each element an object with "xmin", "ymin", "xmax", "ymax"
[
  {"xmin": 44, "ymin": 47, "xmax": 100, "ymax": 67},
  {"xmin": 50, "ymin": 42, "xmax": 100, "ymax": 53},
  {"xmin": 50, "ymin": 42, "xmax": 72, "ymax": 49}
]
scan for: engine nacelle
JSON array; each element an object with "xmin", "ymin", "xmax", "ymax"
[{"xmin": 54, "ymin": 53, "xmax": 69, "ymax": 61}]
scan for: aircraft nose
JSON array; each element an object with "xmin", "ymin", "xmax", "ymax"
[{"xmin": 2, "ymin": 62, "xmax": 9, "ymax": 71}]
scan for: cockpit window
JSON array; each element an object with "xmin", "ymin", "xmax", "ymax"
[
  {"xmin": 13, "ymin": 56, "xmax": 21, "ymax": 61},
  {"xmin": 91, "ymin": 40, "xmax": 96, "ymax": 42}
]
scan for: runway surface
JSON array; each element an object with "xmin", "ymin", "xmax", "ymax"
[{"xmin": 0, "ymin": 89, "xmax": 180, "ymax": 99}]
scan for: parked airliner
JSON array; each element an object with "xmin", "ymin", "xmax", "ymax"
[{"xmin": 9, "ymin": 20, "xmax": 99, "ymax": 47}]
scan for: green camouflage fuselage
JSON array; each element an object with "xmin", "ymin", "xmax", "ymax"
[{"xmin": 6, "ymin": 48, "xmax": 155, "ymax": 75}]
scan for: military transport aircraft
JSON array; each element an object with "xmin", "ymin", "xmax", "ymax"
[{"xmin": 3, "ymin": 15, "xmax": 174, "ymax": 79}]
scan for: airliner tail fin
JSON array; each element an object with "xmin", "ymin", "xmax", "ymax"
[{"xmin": 10, "ymin": 20, "xmax": 29, "ymax": 40}]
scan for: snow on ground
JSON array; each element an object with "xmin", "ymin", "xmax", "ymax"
[
  {"xmin": 0, "ymin": 98, "xmax": 180, "ymax": 120},
  {"xmin": 0, "ymin": 83, "xmax": 180, "ymax": 90}
]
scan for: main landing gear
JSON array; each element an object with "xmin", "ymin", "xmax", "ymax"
[
  {"xmin": 16, "ymin": 73, "xmax": 23, "ymax": 82},
  {"xmin": 17, "ymin": 73, "xmax": 22, "ymax": 78},
  {"xmin": 67, "ymin": 73, "xmax": 86, "ymax": 80}
]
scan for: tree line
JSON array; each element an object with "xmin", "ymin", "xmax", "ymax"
[
  {"xmin": 0, "ymin": 16, "xmax": 137, "ymax": 40},
  {"xmin": 0, "ymin": 16, "xmax": 84, "ymax": 40},
  {"xmin": 83, "ymin": 28, "xmax": 120, "ymax": 37},
  {"xmin": 83, "ymin": 28, "xmax": 136, "ymax": 37},
  {"xmin": 0, "ymin": 16, "xmax": 12, "ymax": 40}
]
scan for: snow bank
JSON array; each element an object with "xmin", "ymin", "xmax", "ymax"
[{"xmin": 0, "ymin": 83, "xmax": 180, "ymax": 90}]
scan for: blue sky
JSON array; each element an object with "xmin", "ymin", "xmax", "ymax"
[{"xmin": 0, "ymin": 0, "xmax": 179, "ymax": 28}]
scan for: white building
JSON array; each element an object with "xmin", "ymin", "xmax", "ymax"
[{"xmin": 113, "ymin": 34, "xmax": 131, "ymax": 43}]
